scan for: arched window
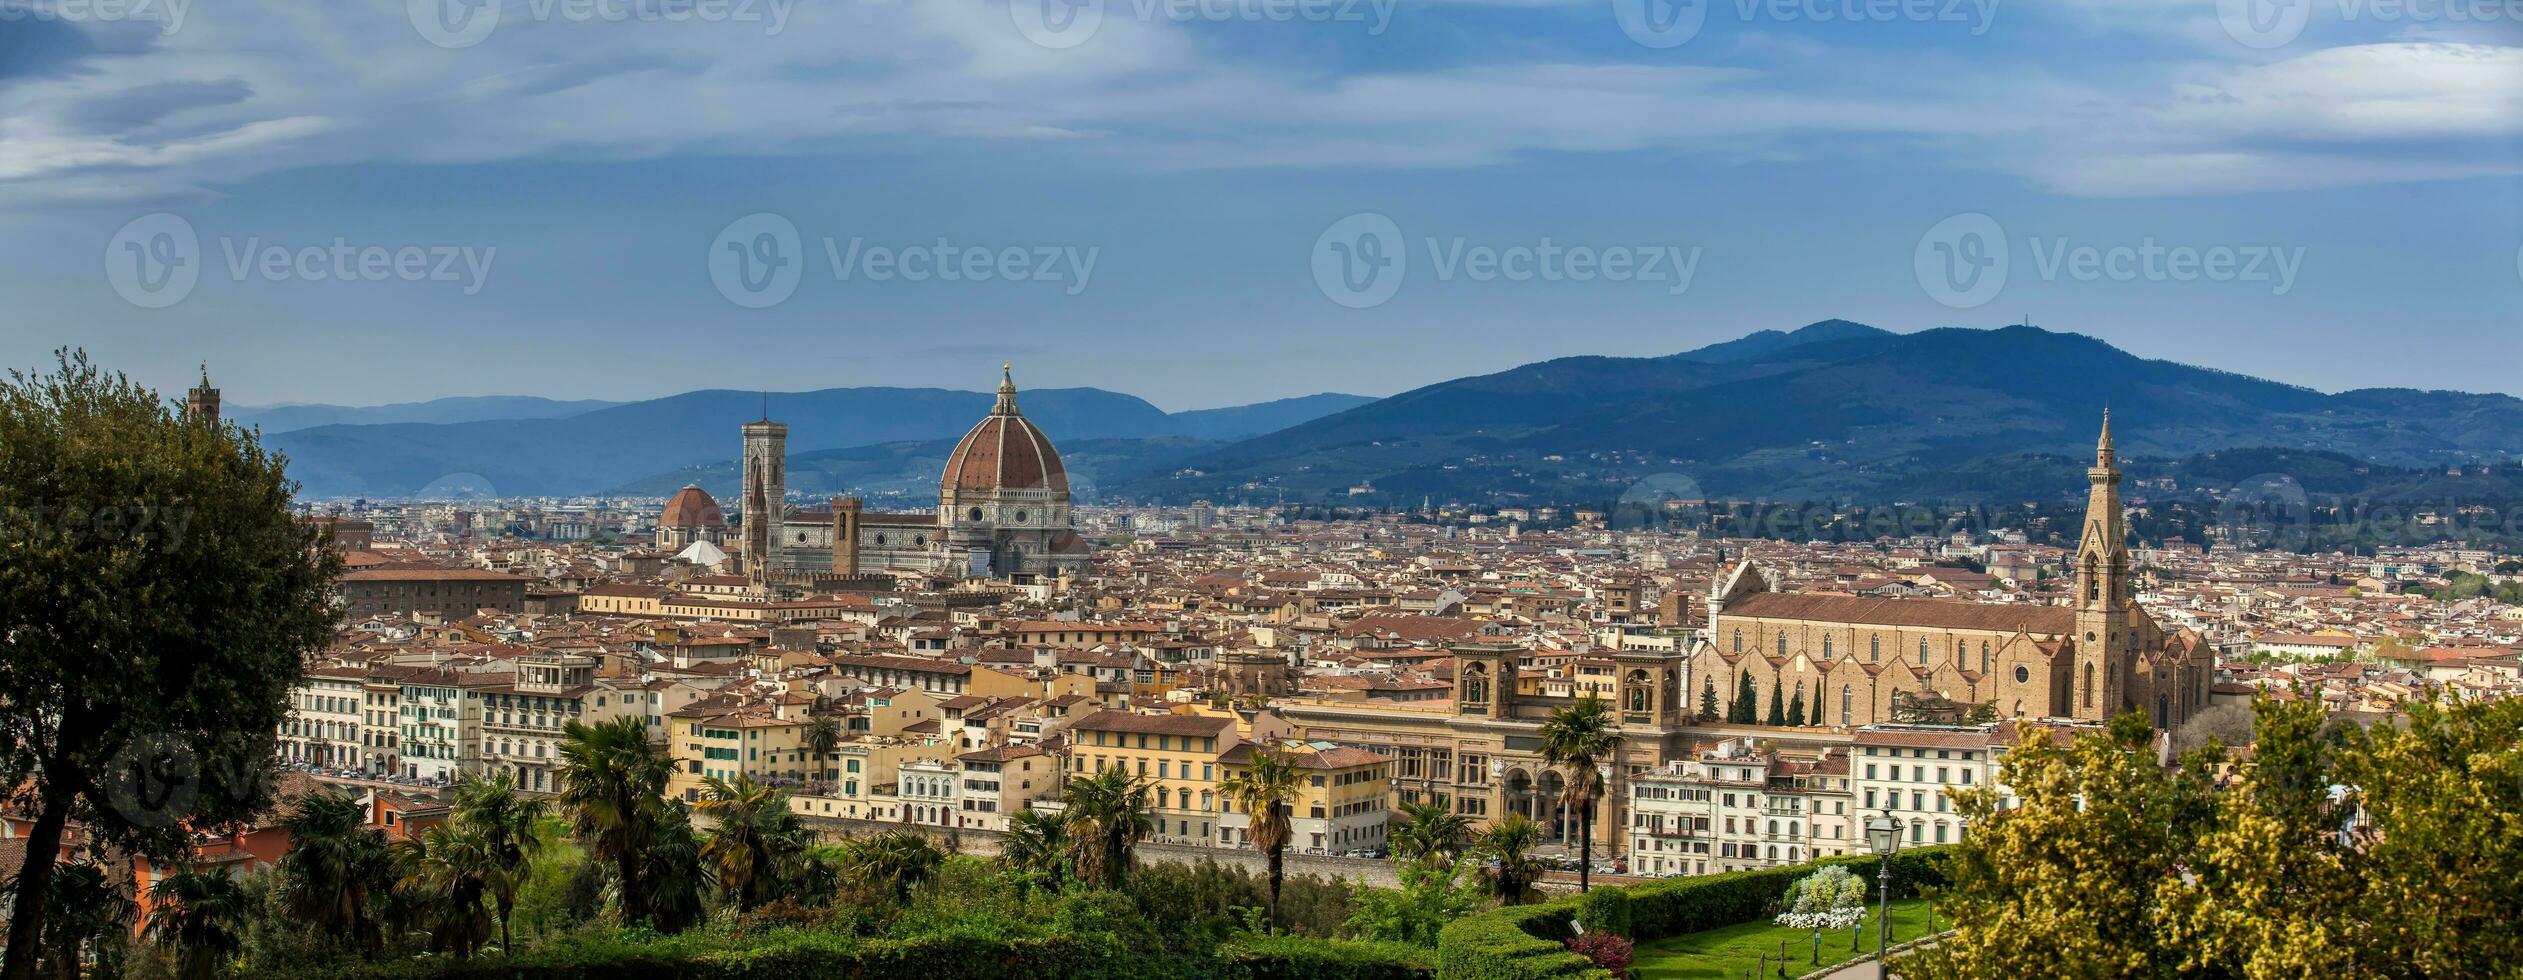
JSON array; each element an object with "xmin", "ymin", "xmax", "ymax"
[
  {"xmin": 1624, "ymin": 670, "xmax": 1651, "ymax": 713},
  {"xmin": 1955, "ymin": 638, "xmax": 1965, "ymax": 665},
  {"xmin": 1777, "ymin": 634, "xmax": 1788, "ymax": 658},
  {"xmin": 1840, "ymin": 685, "xmax": 1853, "ymax": 726},
  {"xmin": 1918, "ymin": 638, "xmax": 1929, "ymax": 666},
  {"xmin": 1870, "ymin": 635, "xmax": 1880, "ymax": 662},
  {"xmin": 1732, "ymin": 629, "xmax": 1743, "ymax": 653},
  {"xmin": 2082, "ymin": 663, "xmax": 2094, "ymax": 708},
  {"xmin": 1981, "ymin": 641, "xmax": 1991, "ymax": 673},
  {"xmin": 1822, "ymin": 635, "xmax": 1833, "ymax": 658}
]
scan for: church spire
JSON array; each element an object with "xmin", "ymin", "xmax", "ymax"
[
  {"xmin": 994, "ymin": 363, "xmax": 1020, "ymax": 416},
  {"xmin": 2097, "ymin": 407, "xmax": 2114, "ymax": 466}
]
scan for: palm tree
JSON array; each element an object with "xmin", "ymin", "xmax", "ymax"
[
  {"xmin": 393, "ymin": 824, "xmax": 495, "ymax": 959},
  {"xmin": 1060, "ymin": 764, "xmax": 1154, "ymax": 889},
  {"xmin": 806, "ymin": 714, "xmax": 843, "ymax": 790},
  {"xmin": 1538, "ymin": 695, "xmax": 1622, "ymax": 893},
  {"xmin": 635, "ymin": 804, "xmax": 708, "ymax": 934},
  {"xmin": 1219, "ymin": 748, "xmax": 1305, "ymax": 933},
  {"xmin": 1389, "ymin": 800, "xmax": 1471, "ymax": 870},
  {"xmin": 41, "ymin": 860, "xmax": 133, "ymax": 980},
  {"xmin": 452, "ymin": 772, "xmax": 550, "ymax": 952},
  {"xmin": 277, "ymin": 790, "xmax": 394, "ymax": 953},
  {"xmin": 1478, "ymin": 814, "xmax": 1547, "ymax": 905},
  {"xmin": 695, "ymin": 774, "xmax": 812, "ymax": 912},
  {"xmin": 1002, "ymin": 807, "xmax": 1071, "ymax": 892},
  {"xmin": 555, "ymin": 716, "xmax": 674, "ymax": 924},
  {"xmin": 145, "ymin": 867, "xmax": 246, "ymax": 980},
  {"xmin": 842, "ymin": 829, "xmax": 944, "ymax": 906}
]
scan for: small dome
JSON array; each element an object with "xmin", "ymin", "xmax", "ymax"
[
  {"xmin": 941, "ymin": 366, "xmax": 1069, "ymax": 493},
  {"xmin": 661, "ymin": 483, "xmax": 726, "ymax": 527}
]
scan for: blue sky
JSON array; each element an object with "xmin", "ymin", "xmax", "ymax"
[{"xmin": 1, "ymin": 0, "xmax": 2516, "ymax": 411}]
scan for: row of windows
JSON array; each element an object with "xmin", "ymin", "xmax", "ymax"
[{"xmin": 1732, "ymin": 629, "xmax": 1999, "ymax": 673}]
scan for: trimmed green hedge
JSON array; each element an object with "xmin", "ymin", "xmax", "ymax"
[
  {"xmin": 1436, "ymin": 848, "xmax": 1951, "ymax": 980},
  {"xmin": 1219, "ymin": 935, "xmax": 1435, "ymax": 980},
  {"xmin": 263, "ymin": 929, "xmax": 1429, "ymax": 980}
]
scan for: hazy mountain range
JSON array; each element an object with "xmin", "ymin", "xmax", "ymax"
[
  {"xmin": 1124, "ymin": 320, "xmax": 2523, "ymax": 505},
  {"xmin": 230, "ymin": 396, "xmax": 624, "ymax": 433},
  {"xmin": 267, "ymin": 320, "xmax": 2523, "ymax": 505},
  {"xmin": 268, "ymin": 388, "xmax": 1372, "ymax": 498}
]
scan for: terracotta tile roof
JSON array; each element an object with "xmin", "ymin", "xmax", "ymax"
[{"xmin": 1724, "ymin": 592, "xmax": 2072, "ymax": 635}]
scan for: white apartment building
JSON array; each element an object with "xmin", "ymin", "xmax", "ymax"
[
  {"xmin": 1626, "ymin": 739, "xmax": 1856, "ymax": 877},
  {"xmin": 281, "ymin": 668, "xmax": 367, "ymax": 768},
  {"xmin": 898, "ymin": 758, "xmax": 962, "ymax": 828},
  {"xmin": 399, "ymin": 671, "xmax": 476, "ymax": 783},
  {"xmin": 1848, "ymin": 725, "xmax": 2003, "ymax": 849},
  {"xmin": 952, "ymin": 743, "xmax": 1061, "ymax": 831},
  {"xmin": 465, "ymin": 654, "xmax": 596, "ymax": 793}
]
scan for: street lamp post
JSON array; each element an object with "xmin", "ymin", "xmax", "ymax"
[{"xmin": 1865, "ymin": 811, "xmax": 1902, "ymax": 970}]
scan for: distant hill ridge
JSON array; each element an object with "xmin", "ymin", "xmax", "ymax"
[
  {"xmin": 270, "ymin": 386, "xmax": 1371, "ymax": 498},
  {"xmin": 1125, "ymin": 320, "xmax": 2523, "ymax": 504}
]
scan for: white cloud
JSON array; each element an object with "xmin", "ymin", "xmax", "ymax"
[{"xmin": 0, "ymin": 1, "xmax": 2513, "ymax": 209}]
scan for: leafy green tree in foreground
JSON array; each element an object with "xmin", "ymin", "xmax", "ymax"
[
  {"xmin": 1345, "ymin": 856, "xmax": 1481, "ymax": 948},
  {"xmin": 1914, "ymin": 694, "xmax": 2523, "ymax": 978},
  {"xmin": 1538, "ymin": 695, "xmax": 1621, "ymax": 892},
  {"xmin": 0, "ymin": 350, "xmax": 342, "ymax": 980}
]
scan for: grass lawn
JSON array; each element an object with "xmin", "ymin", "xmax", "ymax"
[{"xmin": 1632, "ymin": 898, "xmax": 1937, "ymax": 980}]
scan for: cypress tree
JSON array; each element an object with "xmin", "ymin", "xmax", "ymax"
[
  {"xmin": 1733, "ymin": 670, "xmax": 1759, "ymax": 724},
  {"xmin": 1766, "ymin": 678, "xmax": 1788, "ymax": 726},
  {"xmin": 1788, "ymin": 681, "xmax": 1807, "ymax": 727},
  {"xmin": 1699, "ymin": 676, "xmax": 1721, "ymax": 722}
]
